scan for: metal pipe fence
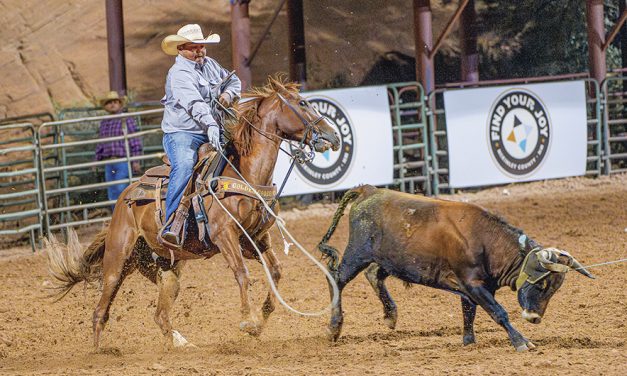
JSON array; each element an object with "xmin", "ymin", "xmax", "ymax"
[
  {"xmin": 0, "ymin": 123, "xmax": 42, "ymax": 251},
  {"xmin": 601, "ymin": 76, "xmax": 627, "ymax": 174},
  {"xmin": 427, "ymin": 77, "xmax": 603, "ymax": 195},
  {"xmin": 0, "ymin": 77, "xmax": 624, "ymax": 251},
  {"xmin": 387, "ymin": 82, "xmax": 431, "ymax": 194},
  {"xmin": 38, "ymin": 109, "xmax": 165, "ymax": 231}
]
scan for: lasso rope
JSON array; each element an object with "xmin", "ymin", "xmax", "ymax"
[
  {"xmin": 575, "ymin": 257, "xmax": 627, "ymax": 271},
  {"xmin": 205, "ymin": 147, "xmax": 339, "ymax": 317}
]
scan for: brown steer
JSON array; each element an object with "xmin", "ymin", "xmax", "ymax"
[{"xmin": 318, "ymin": 185, "xmax": 594, "ymax": 352}]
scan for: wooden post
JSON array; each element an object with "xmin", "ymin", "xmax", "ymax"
[
  {"xmin": 105, "ymin": 0, "xmax": 127, "ymax": 95},
  {"xmin": 460, "ymin": 0, "xmax": 478, "ymax": 82},
  {"xmin": 287, "ymin": 0, "xmax": 307, "ymax": 87},
  {"xmin": 231, "ymin": 0, "xmax": 252, "ymax": 89},
  {"xmin": 414, "ymin": 0, "xmax": 434, "ymax": 95}
]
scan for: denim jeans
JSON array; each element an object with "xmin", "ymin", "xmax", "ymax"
[
  {"xmin": 162, "ymin": 132, "xmax": 208, "ymax": 231},
  {"xmin": 105, "ymin": 161, "xmax": 130, "ymax": 203}
]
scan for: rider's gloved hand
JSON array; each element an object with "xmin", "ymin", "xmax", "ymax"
[
  {"xmin": 207, "ymin": 125, "xmax": 222, "ymax": 151},
  {"xmin": 218, "ymin": 92, "xmax": 233, "ymax": 108}
]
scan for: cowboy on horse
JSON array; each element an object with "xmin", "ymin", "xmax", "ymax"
[
  {"xmin": 47, "ymin": 22, "xmax": 341, "ymax": 350},
  {"xmin": 158, "ymin": 23, "xmax": 241, "ymax": 248}
]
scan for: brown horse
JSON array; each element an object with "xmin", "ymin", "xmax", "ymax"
[{"xmin": 47, "ymin": 76, "xmax": 340, "ymax": 349}]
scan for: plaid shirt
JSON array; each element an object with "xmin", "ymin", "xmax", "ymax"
[{"xmin": 95, "ymin": 117, "xmax": 143, "ymax": 160}]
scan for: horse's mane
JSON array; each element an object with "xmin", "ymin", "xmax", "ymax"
[{"xmin": 224, "ymin": 74, "xmax": 300, "ymax": 156}]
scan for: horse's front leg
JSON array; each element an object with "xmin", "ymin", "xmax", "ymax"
[
  {"xmin": 212, "ymin": 224, "xmax": 260, "ymax": 336},
  {"xmin": 255, "ymin": 233, "xmax": 282, "ymax": 325}
]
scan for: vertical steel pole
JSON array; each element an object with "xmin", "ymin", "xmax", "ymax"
[
  {"xmin": 460, "ymin": 0, "xmax": 478, "ymax": 82},
  {"xmin": 231, "ymin": 0, "xmax": 252, "ymax": 90},
  {"xmin": 620, "ymin": 1, "xmax": 627, "ymax": 91},
  {"xmin": 105, "ymin": 0, "xmax": 127, "ymax": 95},
  {"xmin": 586, "ymin": 0, "xmax": 606, "ymax": 84},
  {"xmin": 414, "ymin": 0, "xmax": 434, "ymax": 96},
  {"xmin": 287, "ymin": 0, "xmax": 307, "ymax": 87}
]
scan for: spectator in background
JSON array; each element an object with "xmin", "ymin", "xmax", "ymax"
[{"xmin": 95, "ymin": 91, "xmax": 143, "ymax": 205}]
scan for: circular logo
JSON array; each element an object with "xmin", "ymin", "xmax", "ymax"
[
  {"xmin": 291, "ymin": 96, "xmax": 355, "ymax": 186},
  {"xmin": 487, "ymin": 89, "xmax": 551, "ymax": 177}
]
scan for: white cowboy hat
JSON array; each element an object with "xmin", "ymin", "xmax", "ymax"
[{"xmin": 161, "ymin": 24, "xmax": 220, "ymax": 56}]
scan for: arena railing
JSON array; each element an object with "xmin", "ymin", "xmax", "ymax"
[
  {"xmin": 0, "ymin": 123, "xmax": 43, "ymax": 251},
  {"xmin": 0, "ymin": 112, "xmax": 55, "ymax": 126},
  {"xmin": 387, "ymin": 82, "xmax": 431, "ymax": 195},
  {"xmin": 427, "ymin": 74, "xmax": 603, "ymax": 195},
  {"xmin": 38, "ymin": 109, "xmax": 165, "ymax": 232},
  {"xmin": 601, "ymin": 75, "xmax": 627, "ymax": 174}
]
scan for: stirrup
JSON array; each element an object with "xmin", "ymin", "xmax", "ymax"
[{"xmin": 158, "ymin": 229, "xmax": 182, "ymax": 250}]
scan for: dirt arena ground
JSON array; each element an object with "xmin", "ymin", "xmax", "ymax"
[{"xmin": 1, "ymin": 175, "xmax": 625, "ymax": 375}]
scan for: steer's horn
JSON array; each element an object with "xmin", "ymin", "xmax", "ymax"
[
  {"xmin": 537, "ymin": 249, "xmax": 570, "ymax": 273},
  {"xmin": 551, "ymin": 249, "xmax": 596, "ymax": 279},
  {"xmin": 568, "ymin": 256, "xmax": 596, "ymax": 279}
]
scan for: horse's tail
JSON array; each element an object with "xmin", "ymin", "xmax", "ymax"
[
  {"xmin": 46, "ymin": 227, "xmax": 107, "ymax": 300},
  {"xmin": 317, "ymin": 185, "xmax": 376, "ymax": 274}
]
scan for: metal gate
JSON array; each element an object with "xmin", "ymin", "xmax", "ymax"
[
  {"xmin": 0, "ymin": 123, "xmax": 43, "ymax": 251},
  {"xmin": 427, "ymin": 77, "xmax": 603, "ymax": 195},
  {"xmin": 387, "ymin": 82, "xmax": 430, "ymax": 194},
  {"xmin": 38, "ymin": 109, "xmax": 165, "ymax": 231},
  {"xmin": 601, "ymin": 76, "xmax": 627, "ymax": 174}
]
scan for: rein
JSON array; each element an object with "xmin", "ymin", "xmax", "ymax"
[{"xmin": 215, "ymin": 92, "xmax": 325, "ymax": 206}]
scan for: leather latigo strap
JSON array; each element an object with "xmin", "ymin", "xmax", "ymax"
[
  {"xmin": 191, "ymin": 193, "xmax": 211, "ymax": 243},
  {"xmin": 214, "ymin": 177, "xmax": 276, "ymax": 201},
  {"xmin": 155, "ymin": 178, "xmax": 163, "ymax": 226}
]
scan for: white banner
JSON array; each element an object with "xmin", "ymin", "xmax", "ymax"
[
  {"xmin": 273, "ymin": 86, "xmax": 393, "ymax": 195},
  {"xmin": 443, "ymin": 81, "xmax": 588, "ymax": 188}
]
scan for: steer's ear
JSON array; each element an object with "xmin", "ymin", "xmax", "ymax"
[{"xmin": 518, "ymin": 234, "xmax": 530, "ymax": 254}]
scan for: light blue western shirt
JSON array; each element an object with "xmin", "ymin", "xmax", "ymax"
[{"xmin": 161, "ymin": 55, "xmax": 241, "ymax": 134}]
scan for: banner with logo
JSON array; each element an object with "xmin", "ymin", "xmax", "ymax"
[
  {"xmin": 273, "ymin": 86, "xmax": 394, "ymax": 195},
  {"xmin": 443, "ymin": 81, "xmax": 587, "ymax": 188}
]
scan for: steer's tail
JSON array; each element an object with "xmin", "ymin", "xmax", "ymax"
[
  {"xmin": 317, "ymin": 185, "xmax": 377, "ymax": 273},
  {"xmin": 46, "ymin": 227, "xmax": 107, "ymax": 300}
]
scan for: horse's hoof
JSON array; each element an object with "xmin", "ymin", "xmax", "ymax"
[
  {"xmin": 97, "ymin": 346, "xmax": 123, "ymax": 356},
  {"xmin": 526, "ymin": 341, "xmax": 536, "ymax": 350},
  {"xmin": 515, "ymin": 343, "xmax": 530, "ymax": 352},
  {"xmin": 239, "ymin": 321, "xmax": 261, "ymax": 337},
  {"xmin": 172, "ymin": 330, "xmax": 197, "ymax": 348}
]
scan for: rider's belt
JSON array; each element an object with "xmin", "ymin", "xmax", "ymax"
[{"xmin": 213, "ymin": 177, "xmax": 276, "ymax": 202}]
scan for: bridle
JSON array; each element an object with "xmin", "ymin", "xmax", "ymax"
[
  {"xmin": 218, "ymin": 92, "xmax": 326, "ymax": 164},
  {"xmin": 214, "ymin": 90, "xmax": 330, "ymax": 204}
]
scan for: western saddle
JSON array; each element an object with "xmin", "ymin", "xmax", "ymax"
[{"xmin": 125, "ymin": 143, "xmax": 277, "ymax": 249}]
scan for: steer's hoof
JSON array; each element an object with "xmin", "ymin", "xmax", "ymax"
[
  {"xmin": 326, "ymin": 327, "xmax": 340, "ymax": 343},
  {"xmin": 384, "ymin": 317, "xmax": 396, "ymax": 330},
  {"xmin": 383, "ymin": 313, "xmax": 397, "ymax": 330},
  {"xmin": 462, "ymin": 335, "xmax": 476, "ymax": 346},
  {"xmin": 239, "ymin": 321, "xmax": 261, "ymax": 337}
]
